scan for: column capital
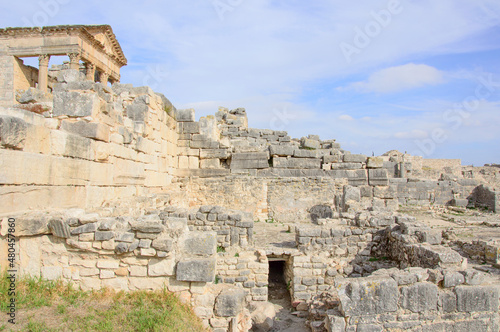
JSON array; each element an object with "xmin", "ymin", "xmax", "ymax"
[
  {"xmin": 38, "ymin": 54, "xmax": 50, "ymax": 66},
  {"xmin": 67, "ymin": 52, "xmax": 81, "ymax": 61}
]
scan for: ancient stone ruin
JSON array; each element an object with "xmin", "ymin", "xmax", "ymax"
[{"xmin": 1, "ymin": 25, "xmax": 500, "ymax": 331}]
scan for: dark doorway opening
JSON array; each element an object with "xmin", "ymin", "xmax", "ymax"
[{"xmin": 268, "ymin": 260, "xmax": 287, "ymax": 301}]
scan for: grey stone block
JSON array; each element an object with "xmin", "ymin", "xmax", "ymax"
[
  {"xmin": 451, "ymin": 198, "xmax": 469, "ymax": 207},
  {"xmin": 272, "ymin": 157, "xmax": 321, "ymax": 169},
  {"xmin": 114, "ymin": 242, "xmax": 129, "ymax": 254},
  {"xmin": 324, "ymin": 154, "xmax": 342, "ymax": 163},
  {"xmin": 400, "ymin": 282, "xmax": 438, "ymax": 312},
  {"xmin": 357, "ymin": 324, "xmax": 383, "ymax": 332},
  {"xmin": 439, "ymin": 291, "xmax": 456, "ymax": 313},
  {"xmin": 215, "ymin": 288, "xmax": 246, "ymax": 317},
  {"xmin": 0, "ymin": 115, "xmax": 27, "ymax": 149},
  {"xmin": 460, "ymin": 269, "xmax": 485, "ymax": 285},
  {"xmin": 331, "ymin": 162, "xmax": 363, "ymax": 170},
  {"xmin": 71, "ymin": 223, "xmax": 97, "ymax": 235},
  {"xmin": 455, "ymin": 286, "xmax": 499, "ymax": 312},
  {"xmin": 366, "ymin": 157, "xmax": 384, "ymax": 168},
  {"xmin": 115, "ymin": 232, "xmax": 135, "ymax": 243},
  {"xmin": 443, "ymin": 271, "xmax": 465, "ymax": 288},
  {"xmin": 179, "ymin": 121, "xmax": 200, "ymax": 134},
  {"xmin": 293, "ymin": 149, "xmax": 319, "ymax": 158},
  {"xmin": 130, "ymin": 221, "xmax": 164, "ymax": 233},
  {"xmin": 48, "ymin": 218, "xmax": 71, "ymax": 238},
  {"xmin": 126, "ymin": 101, "xmax": 149, "ymax": 122},
  {"xmin": 176, "ymin": 108, "xmax": 195, "ymax": 122},
  {"xmin": 183, "ymin": 231, "xmax": 216, "ymax": 256},
  {"xmin": 344, "ymin": 154, "xmax": 367, "ymax": 163},
  {"xmin": 176, "ymin": 258, "xmax": 216, "ymax": 282},
  {"xmin": 61, "ymin": 120, "xmax": 110, "ymax": 142},
  {"xmin": 337, "ymin": 277, "xmax": 398, "ymax": 316},
  {"xmin": 152, "ymin": 238, "xmax": 173, "ymax": 252},
  {"xmin": 200, "ymin": 149, "xmax": 229, "ymax": 159},
  {"xmin": 368, "ymin": 169, "xmax": 389, "ymax": 186},
  {"xmin": 301, "ymin": 138, "xmax": 320, "ymax": 150},
  {"xmin": 95, "ymin": 231, "xmax": 114, "ymax": 241},
  {"xmin": 53, "ymin": 91, "xmax": 99, "ymax": 117},
  {"xmin": 269, "ymin": 145, "xmax": 295, "ymax": 156},
  {"xmin": 230, "ymin": 152, "xmax": 269, "ymax": 169}
]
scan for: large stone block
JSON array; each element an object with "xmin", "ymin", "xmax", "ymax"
[
  {"xmin": 400, "ymin": 282, "xmax": 438, "ymax": 312},
  {"xmin": 367, "ymin": 157, "xmax": 384, "ymax": 168},
  {"xmin": 176, "ymin": 258, "xmax": 216, "ymax": 282},
  {"xmin": 126, "ymin": 101, "xmax": 149, "ymax": 122},
  {"xmin": 344, "ymin": 154, "xmax": 367, "ymax": 163},
  {"xmin": 183, "ymin": 231, "xmax": 216, "ymax": 256},
  {"xmin": 455, "ymin": 286, "xmax": 499, "ymax": 312},
  {"xmin": 14, "ymin": 214, "xmax": 50, "ymax": 236},
  {"xmin": 48, "ymin": 218, "xmax": 71, "ymax": 238},
  {"xmin": 230, "ymin": 152, "xmax": 269, "ymax": 169},
  {"xmin": 272, "ymin": 157, "xmax": 321, "ymax": 169},
  {"xmin": 113, "ymin": 158, "xmax": 145, "ymax": 185},
  {"xmin": 200, "ymin": 149, "xmax": 229, "ymax": 159},
  {"xmin": 269, "ymin": 145, "xmax": 295, "ymax": 157},
  {"xmin": 337, "ymin": 277, "xmax": 398, "ymax": 316},
  {"xmin": 215, "ymin": 288, "xmax": 246, "ymax": 317},
  {"xmin": 300, "ymin": 138, "xmax": 320, "ymax": 150},
  {"xmin": 200, "ymin": 158, "xmax": 220, "ymax": 169},
  {"xmin": 61, "ymin": 120, "xmax": 110, "ymax": 142},
  {"xmin": 176, "ymin": 108, "xmax": 195, "ymax": 122},
  {"xmin": 178, "ymin": 121, "xmax": 200, "ymax": 134},
  {"xmin": 368, "ymin": 169, "xmax": 389, "ymax": 186},
  {"xmin": 0, "ymin": 115, "xmax": 27, "ymax": 149},
  {"xmin": 53, "ymin": 91, "xmax": 99, "ymax": 117},
  {"xmin": 148, "ymin": 258, "xmax": 175, "ymax": 276}
]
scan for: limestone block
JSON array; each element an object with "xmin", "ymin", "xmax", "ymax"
[
  {"xmin": 324, "ymin": 154, "xmax": 342, "ymax": 163},
  {"xmin": 331, "ymin": 162, "xmax": 363, "ymax": 170},
  {"xmin": 126, "ymin": 101, "xmax": 149, "ymax": 122},
  {"xmin": 230, "ymin": 152, "xmax": 269, "ymax": 169},
  {"xmin": 113, "ymin": 158, "xmax": 145, "ymax": 185},
  {"xmin": 188, "ymin": 156, "xmax": 199, "ymax": 169},
  {"xmin": 129, "ymin": 266, "xmax": 148, "ymax": 277},
  {"xmin": 293, "ymin": 149, "xmax": 319, "ymax": 158},
  {"xmin": 176, "ymin": 258, "xmax": 216, "ymax": 282},
  {"xmin": 18, "ymin": 87, "xmax": 52, "ymax": 103},
  {"xmin": 41, "ymin": 266, "xmax": 63, "ymax": 281},
  {"xmin": 95, "ymin": 231, "xmax": 114, "ymax": 241},
  {"xmin": 176, "ymin": 108, "xmax": 195, "ymax": 122},
  {"xmin": 130, "ymin": 221, "xmax": 164, "ymax": 233},
  {"xmin": 344, "ymin": 154, "xmax": 367, "ymax": 163},
  {"xmin": 337, "ymin": 277, "xmax": 398, "ymax": 316},
  {"xmin": 135, "ymin": 136, "xmax": 156, "ymax": 154},
  {"xmin": 400, "ymin": 282, "xmax": 438, "ymax": 312},
  {"xmin": 200, "ymin": 158, "xmax": 220, "ymax": 169},
  {"xmin": 300, "ymin": 138, "xmax": 320, "ymax": 150},
  {"xmin": 200, "ymin": 149, "xmax": 229, "ymax": 159},
  {"xmin": 14, "ymin": 214, "xmax": 50, "ymax": 236},
  {"xmin": 368, "ymin": 169, "xmax": 389, "ymax": 186},
  {"xmin": 215, "ymin": 288, "xmax": 246, "ymax": 317},
  {"xmin": 48, "ymin": 218, "xmax": 71, "ymax": 239},
  {"xmin": 61, "ymin": 120, "xmax": 110, "ymax": 143},
  {"xmin": 53, "ymin": 91, "xmax": 99, "ymax": 117},
  {"xmin": 178, "ymin": 156, "xmax": 189, "ymax": 169},
  {"xmin": 70, "ymin": 223, "xmax": 97, "ymax": 235},
  {"xmin": 443, "ymin": 271, "xmax": 465, "ymax": 288},
  {"xmin": 24, "ymin": 123, "xmax": 50, "ymax": 154},
  {"xmin": 183, "ymin": 231, "xmax": 216, "ymax": 256},
  {"xmin": 19, "ymin": 237, "xmax": 41, "ymax": 277},
  {"xmin": 272, "ymin": 157, "xmax": 321, "ymax": 169},
  {"xmin": 455, "ymin": 286, "xmax": 499, "ymax": 312},
  {"xmin": 269, "ymin": 145, "xmax": 294, "ymax": 157},
  {"xmin": 346, "ymin": 169, "xmax": 368, "ymax": 186},
  {"xmin": 148, "ymin": 258, "xmax": 175, "ymax": 276},
  {"xmin": 152, "ymin": 238, "xmax": 173, "ymax": 252},
  {"xmin": 0, "ymin": 115, "xmax": 27, "ymax": 149},
  {"xmin": 367, "ymin": 157, "xmax": 384, "ymax": 168},
  {"xmin": 179, "ymin": 121, "xmax": 200, "ymax": 134}
]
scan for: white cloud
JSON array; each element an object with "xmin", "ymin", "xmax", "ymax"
[
  {"xmin": 339, "ymin": 115, "xmax": 354, "ymax": 121},
  {"xmin": 394, "ymin": 130, "xmax": 428, "ymax": 139},
  {"xmin": 340, "ymin": 64, "xmax": 446, "ymax": 93}
]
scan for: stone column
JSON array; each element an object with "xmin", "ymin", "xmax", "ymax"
[
  {"xmin": 38, "ymin": 54, "xmax": 50, "ymax": 93},
  {"xmin": 68, "ymin": 52, "xmax": 81, "ymax": 70},
  {"xmin": 86, "ymin": 63, "xmax": 95, "ymax": 81},
  {"xmin": 99, "ymin": 71, "xmax": 109, "ymax": 85}
]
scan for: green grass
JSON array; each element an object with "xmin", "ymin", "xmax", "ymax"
[{"xmin": 0, "ymin": 271, "xmax": 208, "ymax": 332}]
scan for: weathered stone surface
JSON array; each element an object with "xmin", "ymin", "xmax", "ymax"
[
  {"xmin": 366, "ymin": 157, "xmax": 384, "ymax": 168},
  {"xmin": 94, "ymin": 231, "xmax": 114, "ymax": 241},
  {"xmin": 176, "ymin": 108, "xmax": 195, "ymax": 122},
  {"xmin": 14, "ymin": 215, "xmax": 50, "ymax": 237},
  {"xmin": 309, "ymin": 205, "xmax": 333, "ymax": 223},
  {"xmin": 344, "ymin": 154, "xmax": 367, "ymax": 163},
  {"xmin": 337, "ymin": 277, "xmax": 398, "ymax": 316},
  {"xmin": 70, "ymin": 222, "xmax": 97, "ymax": 235},
  {"xmin": 18, "ymin": 87, "xmax": 52, "ymax": 103},
  {"xmin": 443, "ymin": 270, "xmax": 465, "ymax": 288},
  {"xmin": 230, "ymin": 152, "xmax": 269, "ymax": 169},
  {"xmin": 272, "ymin": 157, "xmax": 321, "ymax": 169},
  {"xmin": 400, "ymin": 282, "xmax": 438, "ymax": 312},
  {"xmin": 200, "ymin": 149, "xmax": 229, "ymax": 159},
  {"xmin": 61, "ymin": 120, "xmax": 110, "ymax": 142},
  {"xmin": 0, "ymin": 115, "xmax": 27, "ymax": 149},
  {"xmin": 176, "ymin": 258, "xmax": 216, "ymax": 282},
  {"xmin": 269, "ymin": 145, "xmax": 295, "ymax": 157},
  {"xmin": 148, "ymin": 258, "xmax": 175, "ymax": 276},
  {"xmin": 183, "ymin": 231, "xmax": 216, "ymax": 256},
  {"xmin": 455, "ymin": 286, "xmax": 499, "ymax": 312},
  {"xmin": 152, "ymin": 238, "xmax": 173, "ymax": 252},
  {"xmin": 48, "ymin": 218, "xmax": 71, "ymax": 238},
  {"xmin": 215, "ymin": 288, "xmax": 246, "ymax": 317},
  {"xmin": 114, "ymin": 242, "xmax": 129, "ymax": 254},
  {"xmin": 130, "ymin": 221, "xmax": 164, "ymax": 233},
  {"xmin": 368, "ymin": 169, "xmax": 389, "ymax": 186},
  {"xmin": 126, "ymin": 101, "xmax": 149, "ymax": 122},
  {"xmin": 53, "ymin": 91, "xmax": 99, "ymax": 117},
  {"xmin": 251, "ymin": 302, "xmax": 275, "ymax": 332},
  {"xmin": 293, "ymin": 149, "xmax": 319, "ymax": 158},
  {"xmin": 301, "ymin": 138, "xmax": 320, "ymax": 150}
]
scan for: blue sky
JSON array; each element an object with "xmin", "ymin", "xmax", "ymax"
[{"xmin": 2, "ymin": 0, "xmax": 500, "ymax": 165}]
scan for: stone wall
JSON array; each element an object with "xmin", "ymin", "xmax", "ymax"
[
  {"xmin": 0, "ymin": 55, "xmax": 14, "ymax": 106},
  {"xmin": 0, "ymin": 72, "xmax": 178, "ymax": 215},
  {"xmin": 13, "ymin": 57, "xmax": 38, "ymax": 94}
]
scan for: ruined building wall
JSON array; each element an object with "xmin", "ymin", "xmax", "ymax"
[{"xmin": 13, "ymin": 57, "xmax": 38, "ymax": 94}]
